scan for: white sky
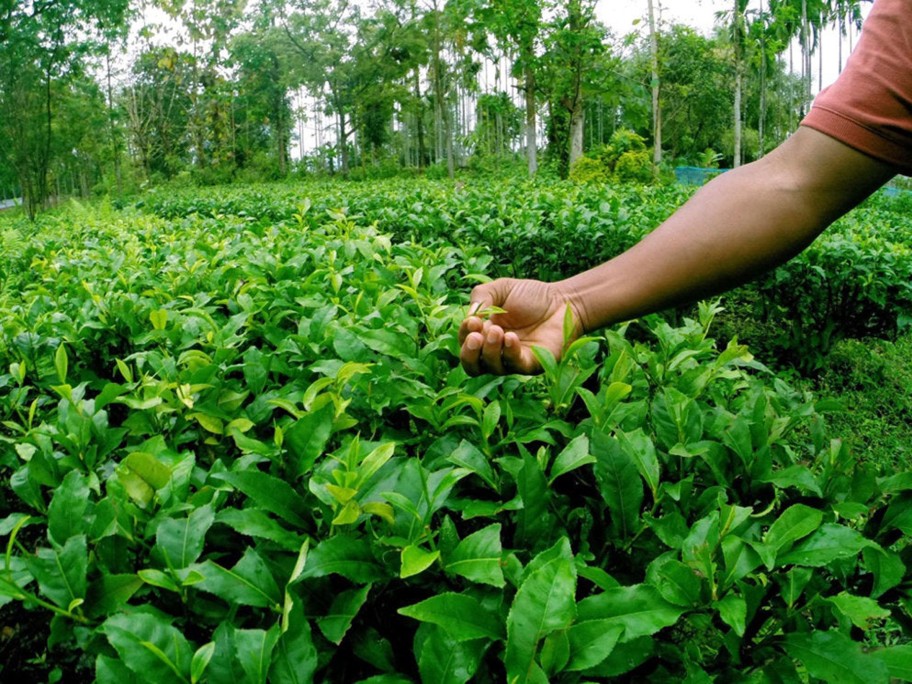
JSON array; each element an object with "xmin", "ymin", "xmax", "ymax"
[{"xmin": 596, "ymin": 0, "xmax": 873, "ymax": 92}]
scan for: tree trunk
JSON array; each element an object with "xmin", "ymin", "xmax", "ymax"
[
  {"xmin": 732, "ymin": 0, "xmax": 743, "ymax": 167},
  {"xmin": 758, "ymin": 0, "xmax": 766, "ymax": 158},
  {"xmin": 568, "ymin": 106, "xmax": 584, "ymax": 168},
  {"xmin": 648, "ymin": 0, "xmax": 661, "ymax": 167},
  {"xmin": 523, "ymin": 62, "xmax": 537, "ymax": 176}
]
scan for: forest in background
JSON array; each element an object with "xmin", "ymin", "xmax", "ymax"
[{"xmin": 0, "ymin": 0, "xmax": 870, "ymax": 218}]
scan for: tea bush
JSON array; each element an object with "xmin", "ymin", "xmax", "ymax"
[{"xmin": 1, "ymin": 192, "xmax": 910, "ymax": 682}]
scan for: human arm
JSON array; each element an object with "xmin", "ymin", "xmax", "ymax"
[{"xmin": 459, "ymin": 127, "xmax": 898, "ymax": 375}]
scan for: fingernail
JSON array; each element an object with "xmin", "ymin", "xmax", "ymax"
[
  {"xmin": 466, "ymin": 337, "xmax": 480, "ymax": 351},
  {"xmin": 504, "ymin": 335, "xmax": 514, "ymax": 348},
  {"xmin": 468, "ymin": 302, "xmax": 481, "ymax": 316}
]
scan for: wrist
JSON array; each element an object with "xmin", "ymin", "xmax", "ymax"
[{"xmin": 552, "ymin": 278, "xmax": 593, "ymax": 336}]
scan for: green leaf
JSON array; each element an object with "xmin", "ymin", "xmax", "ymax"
[
  {"xmin": 577, "ymin": 584, "xmax": 683, "ymax": 642},
  {"xmin": 566, "ymin": 621, "xmax": 622, "ymax": 671},
  {"xmin": 826, "ymin": 592, "xmax": 891, "ymax": 630},
  {"xmin": 138, "ymin": 568, "xmax": 181, "ymax": 592},
  {"xmin": 400, "ymin": 545, "xmax": 440, "ymax": 578},
  {"xmin": 55, "ymin": 343, "xmax": 68, "ymax": 384},
  {"xmin": 299, "ymin": 534, "xmax": 387, "ymax": 583},
  {"xmin": 715, "ymin": 592, "xmax": 747, "ymax": 636},
  {"xmin": 85, "ymin": 574, "xmax": 143, "ymax": 619},
  {"xmin": 284, "ymin": 403, "xmax": 335, "ymax": 478},
  {"xmin": 882, "ymin": 493, "xmax": 912, "ymax": 535},
  {"xmin": 646, "ymin": 557, "xmax": 703, "ymax": 608},
  {"xmin": 155, "ymin": 505, "xmax": 214, "ymax": 570},
  {"xmin": 583, "ymin": 636, "xmax": 654, "ymax": 677},
  {"xmin": 103, "ymin": 611, "xmax": 192, "ymax": 683},
  {"xmin": 215, "ymin": 508, "xmax": 301, "ymax": 550},
  {"xmin": 317, "ymin": 584, "xmax": 371, "ymax": 645},
  {"xmin": 862, "ymin": 546, "xmax": 906, "ymax": 599},
  {"xmin": 875, "ymin": 645, "xmax": 912, "ymax": 681},
  {"xmin": 482, "ymin": 401, "xmax": 501, "ymax": 441},
  {"xmin": 444, "ymin": 523, "xmax": 504, "ymax": 588},
  {"xmin": 505, "ymin": 539, "xmax": 577, "ymax": 683},
  {"xmin": 191, "ymin": 642, "xmax": 215, "ymax": 684},
  {"xmin": 269, "ymin": 595, "xmax": 318, "ymax": 684},
  {"xmin": 214, "ymin": 470, "xmax": 310, "ymax": 529},
  {"xmin": 416, "ymin": 624, "xmax": 486, "ymax": 684},
  {"xmin": 514, "ymin": 449, "xmax": 552, "ymax": 547},
  {"xmin": 196, "ymin": 548, "xmax": 282, "ymax": 609},
  {"xmin": 760, "ymin": 504, "xmax": 823, "ymax": 568},
  {"xmin": 592, "ymin": 429, "xmax": 643, "ymax": 538},
  {"xmin": 26, "ymin": 535, "xmax": 87, "ymax": 610},
  {"xmin": 399, "ymin": 592, "xmax": 504, "ymax": 642},
  {"xmin": 549, "ymin": 434, "xmax": 594, "ymax": 484},
  {"xmin": 359, "ymin": 327, "xmax": 415, "ymax": 358},
  {"xmin": 447, "ymin": 440, "xmax": 498, "ymax": 491},
  {"xmin": 96, "ymin": 654, "xmax": 143, "ymax": 684},
  {"xmin": 759, "ymin": 465, "xmax": 822, "ymax": 497},
  {"xmin": 235, "ymin": 626, "xmax": 280, "ymax": 684},
  {"xmin": 784, "ymin": 630, "xmax": 889, "ymax": 684},
  {"xmin": 779, "ymin": 523, "xmax": 871, "ymax": 567},
  {"xmin": 540, "ymin": 630, "xmax": 570, "ymax": 676},
  {"xmin": 117, "ymin": 452, "xmax": 172, "ymax": 508},
  {"xmin": 618, "ymin": 429, "xmax": 660, "ymax": 497},
  {"xmin": 47, "ymin": 470, "xmax": 90, "ymax": 546},
  {"xmin": 150, "ymin": 309, "xmax": 168, "ymax": 330}
]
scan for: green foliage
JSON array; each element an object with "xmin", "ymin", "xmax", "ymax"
[
  {"xmin": 721, "ymin": 192, "xmax": 912, "ymax": 371},
  {"xmin": 797, "ymin": 334, "xmax": 912, "ymax": 470},
  {"xmin": 1, "ymin": 183, "xmax": 910, "ymax": 681},
  {"xmin": 570, "ymin": 129, "xmax": 654, "ymax": 185}
]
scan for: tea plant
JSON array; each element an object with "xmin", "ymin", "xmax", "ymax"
[{"xmin": 0, "ymin": 191, "xmax": 910, "ymax": 682}]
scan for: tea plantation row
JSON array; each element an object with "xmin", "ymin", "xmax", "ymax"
[
  {"xmin": 140, "ymin": 179, "xmax": 912, "ymax": 369},
  {"xmin": 0, "ymin": 183, "xmax": 910, "ymax": 682}
]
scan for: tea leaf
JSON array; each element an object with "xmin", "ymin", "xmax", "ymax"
[
  {"xmin": 195, "ymin": 548, "xmax": 282, "ymax": 609},
  {"xmin": 577, "ymin": 585, "xmax": 683, "ymax": 642},
  {"xmin": 505, "ymin": 540, "xmax": 577, "ymax": 682},
  {"xmin": 103, "ymin": 612, "xmax": 192, "ymax": 683},
  {"xmin": 566, "ymin": 621, "xmax": 623, "ymax": 671},
  {"xmin": 784, "ymin": 630, "xmax": 889, "ymax": 684},
  {"xmin": 47, "ymin": 470, "xmax": 90, "ymax": 546},
  {"xmin": 26, "ymin": 535, "xmax": 88, "ymax": 610},
  {"xmin": 317, "ymin": 584, "xmax": 371, "ymax": 645},
  {"xmin": 400, "ymin": 545, "xmax": 440, "ymax": 578},
  {"xmin": 444, "ymin": 523, "xmax": 504, "ymax": 588},
  {"xmin": 285, "ymin": 403, "xmax": 335, "ymax": 477},
  {"xmin": 399, "ymin": 592, "xmax": 504, "ymax": 642},
  {"xmin": 235, "ymin": 626, "xmax": 280, "ymax": 684},
  {"xmin": 155, "ymin": 505, "xmax": 215, "ymax": 570}
]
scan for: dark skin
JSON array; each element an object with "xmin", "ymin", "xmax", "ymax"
[{"xmin": 459, "ymin": 127, "xmax": 899, "ymax": 376}]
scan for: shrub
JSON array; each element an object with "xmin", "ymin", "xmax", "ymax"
[
  {"xmin": 0, "ymin": 196, "xmax": 910, "ymax": 683},
  {"xmin": 568, "ymin": 156, "xmax": 610, "ymax": 184}
]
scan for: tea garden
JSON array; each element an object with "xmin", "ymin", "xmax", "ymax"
[{"xmin": 0, "ymin": 178, "xmax": 910, "ymax": 681}]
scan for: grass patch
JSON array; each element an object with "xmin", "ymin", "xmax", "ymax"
[{"xmin": 796, "ymin": 334, "xmax": 912, "ymax": 471}]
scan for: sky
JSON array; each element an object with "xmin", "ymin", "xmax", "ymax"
[{"xmin": 595, "ymin": 0, "xmax": 873, "ymax": 93}]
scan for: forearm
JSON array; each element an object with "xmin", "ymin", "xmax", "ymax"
[{"xmin": 560, "ymin": 128, "xmax": 897, "ymax": 333}]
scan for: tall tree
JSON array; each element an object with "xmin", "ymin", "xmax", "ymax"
[
  {"xmin": 647, "ymin": 0, "xmax": 662, "ymax": 167},
  {"xmin": 0, "ymin": 0, "xmax": 131, "ymax": 217},
  {"xmin": 541, "ymin": 0, "xmax": 609, "ymax": 176},
  {"xmin": 483, "ymin": 0, "xmax": 545, "ymax": 175}
]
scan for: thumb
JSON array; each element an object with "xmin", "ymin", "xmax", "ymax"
[
  {"xmin": 468, "ymin": 278, "xmax": 515, "ymax": 316},
  {"xmin": 466, "ymin": 283, "xmax": 496, "ymax": 317}
]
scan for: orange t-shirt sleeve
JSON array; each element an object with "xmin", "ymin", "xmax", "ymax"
[{"xmin": 801, "ymin": 0, "xmax": 912, "ymax": 175}]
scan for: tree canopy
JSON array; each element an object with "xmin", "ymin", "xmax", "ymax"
[{"xmin": 0, "ymin": 0, "xmax": 871, "ymax": 216}]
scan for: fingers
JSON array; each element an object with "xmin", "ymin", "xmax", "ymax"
[
  {"xmin": 460, "ymin": 325, "xmax": 538, "ymax": 376},
  {"xmin": 460, "ymin": 324, "xmax": 505, "ymax": 376}
]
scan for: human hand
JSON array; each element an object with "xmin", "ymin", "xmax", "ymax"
[{"xmin": 458, "ymin": 278, "xmax": 583, "ymax": 375}]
